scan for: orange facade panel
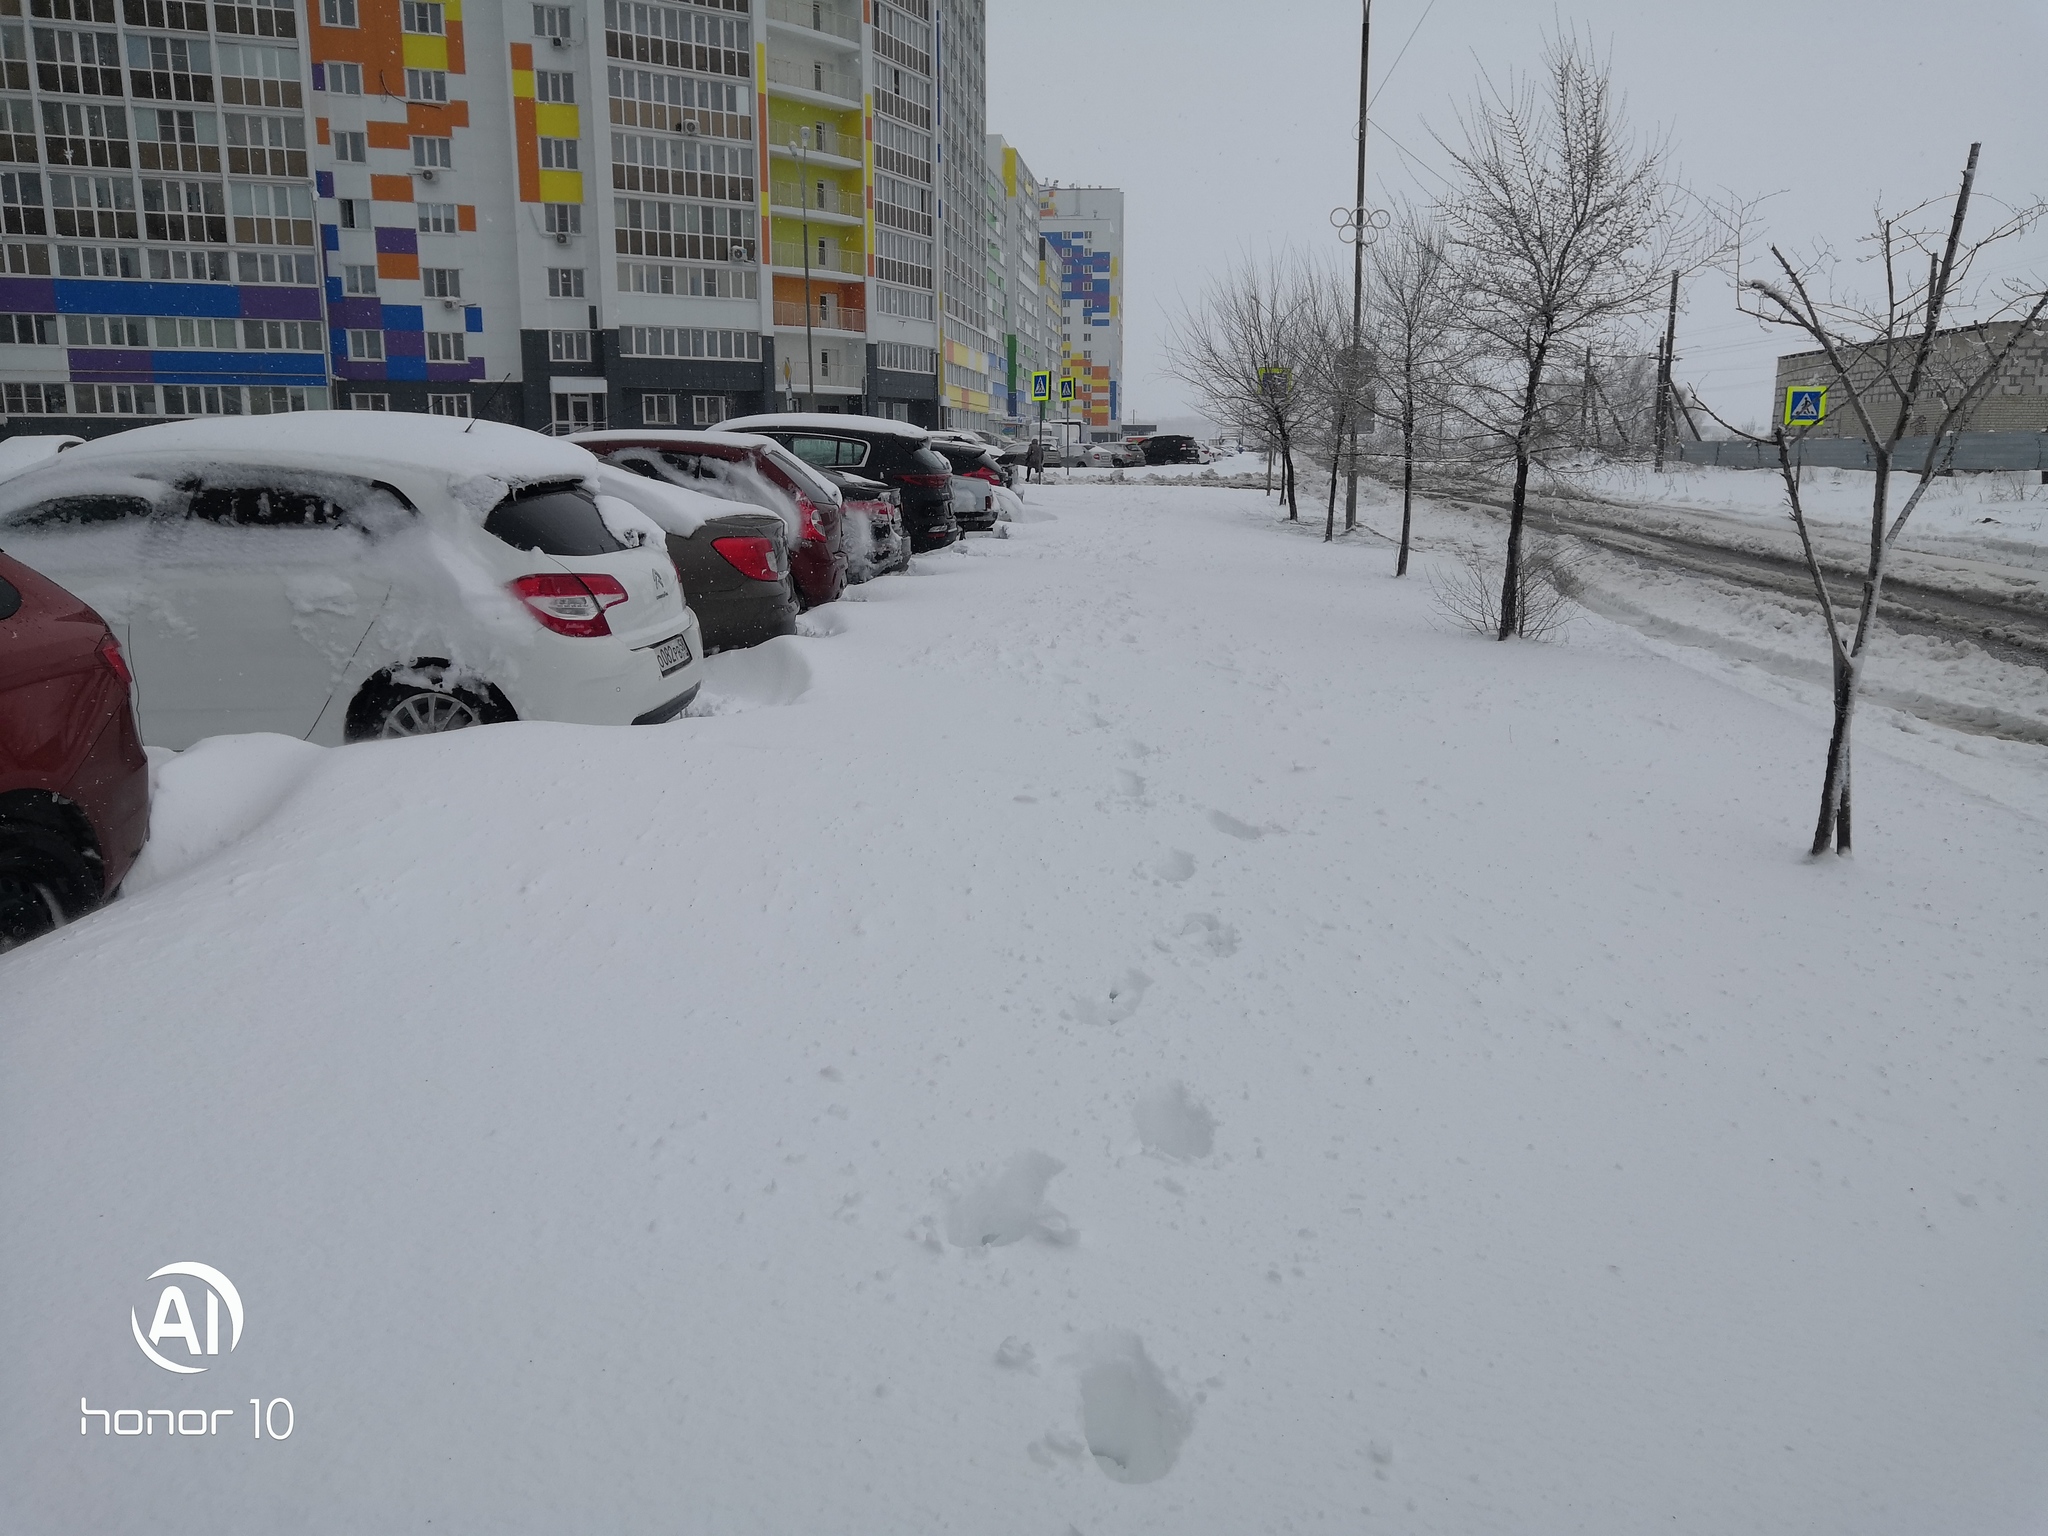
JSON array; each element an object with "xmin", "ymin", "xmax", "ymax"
[
  {"xmin": 457, "ymin": 204, "xmax": 476, "ymax": 232},
  {"xmin": 370, "ymin": 173, "xmax": 415, "ymax": 203},
  {"xmin": 376, "ymin": 250, "xmax": 420, "ymax": 281},
  {"xmin": 366, "ymin": 121, "xmax": 412, "ymax": 152},
  {"xmin": 509, "ymin": 42, "xmax": 539, "ymax": 202}
]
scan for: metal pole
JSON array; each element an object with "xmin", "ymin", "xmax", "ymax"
[
  {"xmin": 794, "ymin": 131, "xmax": 817, "ymax": 411},
  {"xmin": 1342, "ymin": 0, "xmax": 1372, "ymax": 531}
]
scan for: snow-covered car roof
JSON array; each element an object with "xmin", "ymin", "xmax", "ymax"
[
  {"xmin": 54, "ymin": 414, "xmax": 594, "ymax": 493},
  {"xmin": 717, "ymin": 412, "xmax": 931, "ymax": 441},
  {"xmin": 569, "ymin": 428, "xmax": 785, "ymax": 458},
  {"xmin": 0, "ymin": 434, "xmax": 83, "ymax": 481}
]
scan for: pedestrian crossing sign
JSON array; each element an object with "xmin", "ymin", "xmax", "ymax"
[
  {"xmin": 1030, "ymin": 370, "xmax": 1051, "ymax": 404},
  {"xmin": 1059, "ymin": 376, "xmax": 1075, "ymax": 402},
  {"xmin": 1783, "ymin": 386, "xmax": 1827, "ymax": 427}
]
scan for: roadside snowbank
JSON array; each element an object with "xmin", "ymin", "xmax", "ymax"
[{"xmin": 4, "ymin": 486, "xmax": 2045, "ymax": 1536}]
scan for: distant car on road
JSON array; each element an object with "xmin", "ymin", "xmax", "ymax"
[
  {"xmin": 0, "ymin": 416, "xmax": 705, "ymax": 748},
  {"xmin": 1142, "ymin": 434, "xmax": 1202, "ymax": 466},
  {"xmin": 0, "ymin": 550, "xmax": 149, "ymax": 951},
  {"xmin": 721, "ymin": 413, "xmax": 961, "ymax": 553}
]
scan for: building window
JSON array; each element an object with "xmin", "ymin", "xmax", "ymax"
[
  {"xmin": 325, "ymin": 61, "xmax": 363, "ymax": 95},
  {"xmin": 217, "ymin": 42, "xmax": 303, "ymax": 110},
  {"xmin": 551, "ymin": 392, "xmax": 606, "ymax": 433},
  {"xmin": 144, "ymin": 247, "xmax": 232, "ymax": 281},
  {"xmin": 332, "ymin": 129, "xmax": 366, "ymax": 163},
  {"xmin": 535, "ymin": 70, "xmax": 573, "ymax": 104},
  {"xmin": 125, "ymin": 33, "xmax": 212, "ymax": 102},
  {"xmin": 342, "ymin": 262, "xmax": 376, "ymax": 294},
  {"xmin": 547, "ymin": 328, "xmax": 590, "ymax": 363},
  {"xmin": 240, "ymin": 318, "xmax": 322, "ymax": 351},
  {"xmin": 0, "ymin": 172, "xmax": 46, "ymax": 236},
  {"xmin": 161, "ymin": 384, "xmax": 243, "ymax": 416},
  {"xmin": 337, "ymin": 196, "xmax": 368, "ymax": 228},
  {"xmin": 230, "ymin": 179, "xmax": 312, "ymax": 245},
  {"xmin": 617, "ymin": 327, "xmax": 761, "ymax": 361},
  {"xmin": 216, "ymin": 0, "xmax": 298, "ymax": 41},
  {"xmin": 416, "ymin": 201, "xmax": 457, "ymax": 233},
  {"xmin": 424, "ymin": 330, "xmax": 464, "ymax": 362},
  {"xmin": 141, "ymin": 176, "xmax": 228, "ymax": 242},
  {"xmin": 3, "ymin": 382, "xmax": 69, "ymax": 415},
  {"xmin": 236, "ymin": 249, "xmax": 317, "ymax": 285},
  {"xmin": 421, "ymin": 265, "xmax": 459, "ymax": 298},
  {"xmin": 346, "ymin": 328, "xmax": 383, "ymax": 360},
  {"xmin": 401, "ymin": 2, "xmax": 444, "ymax": 35},
  {"xmin": 49, "ymin": 173, "xmax": 137, "ymax": 241},
  {"xmin": 546, "ymin": 265, "xmax": 584, "ymax": 297},
  {"xmin": 691, "ymin": 394, "xmax": 727, "ymax": 426},
  {"xmin": 142, "ymin": 314, "xmax": 236, "ymax": 348},
  {"xmin": 533, "ymin": 5, "xmax": 571, "ymax": 39},
  {"xmin": 321, "ymin": 0, "xmax": 359, "ymax": 26},
  {"xmin": 538, "ymin": 137, "xmax": 577, "ymax": 171},
  {"xmin": 349, "ymin": 391, "xmax": 388, "ymax": 410},
  {"xmin": 411, "ymin": 135, "xmax": 451, "ymax": 169},
  {"xmin": 246, "ymin": 386, "xmax": 313, "ymax": 415},
  {"xmin": 0, "ymin": 312, "xmax": 58, "ymax": 345},
  {"xmin": 43, "ymin": 100, "xmax": 132, "ymax": 171},
  {"xmin": 427, "ymin": 392, "xmax": 469, "ymax": 417},
  {"xmin": 641, "ymin": 392, "xmax": 677, "ymax": 425},
  {"xmin": 57, "ymin": 241, "xmax": 141, "ymax": 278},
  {"xmin": 543, "ymin": 202, "xmax": 580, "ymax": 235},
  {"xmin": 35, "ymin": 26, "xmax": 122, "ymax": 97},
  {"xmin": 405, "ymin": 69, "xmax": 447, "ymax": 104},
  {"xmin": 73, "ymin": 382, "xmax": 156, "ymax": 415}
]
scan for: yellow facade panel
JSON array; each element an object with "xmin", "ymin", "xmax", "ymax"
[
  {"xmin": 533, "ymin": 102, "xmax": 579, "ymax": 138},
  {"xmin": 537, "ymin": 169, "xmax": 583, "ymax": 203},
  {"xmin": 402, "ymin": 34, "xmax": 448, "ymax": 71}
]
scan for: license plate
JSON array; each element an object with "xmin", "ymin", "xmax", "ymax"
[{"xmin": 652, "ymin": 633, "xmax": 692, "ymax": 676}]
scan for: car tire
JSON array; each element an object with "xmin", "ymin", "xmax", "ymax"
[
  {"xmin": 0, "ymin": 821, "xmax": 98, "ymax": 953},
  {"xmin": 345, "ymin": 669, "xmax": 513, "ymax": 743}
]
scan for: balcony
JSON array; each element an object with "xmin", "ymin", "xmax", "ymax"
[
  {"xmin": 774, "ymin": 299, "xmax": 866, "ymax": 334},
  {"xmin": 768, "ymin": 178, "xmax": 862, "ymax": 223},
  {"xmin": 765, "ymin": 54, "xmax": 860, "ymax": 104},
  {"xmin": 765, "ymin": 0, "xmax": 860, "ymax": 47},
  {"xmin": 768, "ymin": 122, "xmax": 860, "ymax": 165},
  {"xmin": 771, "ymin": 240, "xmax": 861, "ymax": 275}
]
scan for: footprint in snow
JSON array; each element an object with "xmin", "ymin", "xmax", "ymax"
[
  {"xmin": 944, "ymin": 1151, "xmax": 1076, "ymax": 1249},
  {"xmin": 1076, "ymin": 1330, "xmax": 1194, "ymax": 1484},
  {"xmin": 1133, "ymin": 1081, "xmax": 1216, "ymax": 1162},
  {"xmin": 1071, "ymin": 968, "xmax": 1150, "ymax": 1027},
  {"xmin": 1148, "ymin": 849, "xmax": 1196, "ymax": 884},
  {"xmin": 1177, "ymin": 912, "xmax": 1239, "ymax": 957},
  {"xmin": 1207, "ymin": 810, "xmax": 1267, "ymax": 840}
]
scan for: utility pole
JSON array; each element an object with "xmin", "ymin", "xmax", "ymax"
[
  {"xmin": 1653, "ymin": 269, "xmax": 1679, "ymax": 471},
  {"xmin": 1342, "ymin": 0, "xmax": 1372, "ymax": 532},
  {"xmin": 792, "ymin": 128, "xmax": 817, "ymax": 412}
]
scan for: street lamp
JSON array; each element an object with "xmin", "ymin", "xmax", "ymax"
[
  {"xmin": 1329, "ymin": 0, "xmax": 1384, "ymax": 532},
  {"xmin": 789, "ymin": 126, "xmax": 818, "ymax": 411}
]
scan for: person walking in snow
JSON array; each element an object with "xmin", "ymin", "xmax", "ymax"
[{"xmin": 1025, "ymin": 436, "xmax": 1046, "ymax": 484}]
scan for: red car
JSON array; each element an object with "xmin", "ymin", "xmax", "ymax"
[
  {"xmin": 0, "ymin": 549, "xmax": 149, "ymax": 951},
  {"xmin": 571, "ymin": 430, "xmax": 848, "ymax": 610}
]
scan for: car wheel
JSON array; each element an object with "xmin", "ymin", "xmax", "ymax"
[
  {"xmin": 0, "ymin": 822, "xmax": 97, "ymax": 953},
  {"xmin": 346, "ymin": 671, "xmax": 511, "ymax": 742}
]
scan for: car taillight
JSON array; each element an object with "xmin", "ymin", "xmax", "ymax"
[
  {"xmin": 966, "ymin": 466, "xmax": 1002, "ymax": 485},
  {"xmin": 96, "ymin": 631, "xmax": 132, "ymax": 686},
  {"xmin": 794, "ymin": 493, "xmax": 826, "ymax": 544},
  {"xmin": 893, "ymin": 471, "xmax": 950, "ymax": 489},
  {"xmin": 712, "ymin": 535, "xmax": 781, "ymax": 582},
  {"xmin": 509, "ymin": 572, "xmax": 630, "ymax": 637}
]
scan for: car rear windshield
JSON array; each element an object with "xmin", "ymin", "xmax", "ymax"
[
  {"xmin": 904, "ymin": 447, "xmax": 952, "ymax": 477},
  {"xmin": 484, "ymin": 481, "xmax": 624, "ymax": 556}
]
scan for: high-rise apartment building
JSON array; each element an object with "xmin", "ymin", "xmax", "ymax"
[
  {"xmin": 1041, "ymin": 183, "xmax": 1121, "ymax": 436},
  {"xmin": 984, "ymin": 130, "xmax": 1051, "ymax": 427},
  {"xmin": 931, "ymin": 0, "xmax": 989, "ymax": 432},
  {"xmin": 0, "ymin": 2, "xmax": 1083, "ymax": 441},
  {"xmin": 0, "ymin": 0, "xmax": 327, "ymax": 435}
]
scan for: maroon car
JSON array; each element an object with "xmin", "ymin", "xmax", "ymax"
[
  {"xmin": 571, "ymin": 430, "xmax": 848, "ymax": 610},
  {"xmin": 0, "ymin": 549, "xmax": 149, "ymax": 951}
]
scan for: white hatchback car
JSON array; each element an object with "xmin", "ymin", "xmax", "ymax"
[{"xmin": 0, "ymin": 414, "xmax": 704, "ymax": 748}]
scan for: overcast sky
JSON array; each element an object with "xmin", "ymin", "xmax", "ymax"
[{"xmin": 987, "ymin": 0, "xmax": 2048, "ymax": 433}]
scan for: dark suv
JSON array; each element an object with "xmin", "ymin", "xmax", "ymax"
[{"xmin": 719, "ymin": 414, "xmax": 960, "ymax": 553}]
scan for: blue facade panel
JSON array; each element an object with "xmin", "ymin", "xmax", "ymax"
[{"xmin": 54, "ymin": 280, "xmax": 241, "ymax": 318}]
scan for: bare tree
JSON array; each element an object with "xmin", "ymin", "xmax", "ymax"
[
  {"xmin": 1438, "ymin": 32, "xmax": 1700, "ymax": 637},
  {"xmin": 1367, "ymin": 207, "xmax": 1462, "ymax": 575},
  {"xmin": 1733, "ymin": 143, "xmax": 2048, "ymax": 856},
  {"xmin": 1165, "ymin": 255, "xmax": 1326, "ymax": 524}
]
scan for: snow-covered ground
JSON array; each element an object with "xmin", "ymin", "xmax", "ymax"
[
  {"xmin": 5, "ymin": 484, "xmax": 2046, "ymax": 1535},
  {"xmin": 1559, "ymin": 457, "xmax": 2048, "ymax": 555}
]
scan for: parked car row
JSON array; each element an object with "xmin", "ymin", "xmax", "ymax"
[{"xmin": 0, "ymin": 408, "xmax": 1003, "ymax": 952}]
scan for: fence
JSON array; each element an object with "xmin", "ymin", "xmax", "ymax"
[{"xmin": 1677, "ymin": 430, "xmax": 2048, "ymax": 473}]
